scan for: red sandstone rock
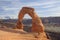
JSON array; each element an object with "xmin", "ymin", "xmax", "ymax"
[{"xmin": 15, "ymin": 7, "xmax": 48, "ymax": 40}]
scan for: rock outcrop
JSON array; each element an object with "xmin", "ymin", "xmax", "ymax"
[{"xmin": 16, "ymin": 7, "xmax": 49, "ymax": 40}]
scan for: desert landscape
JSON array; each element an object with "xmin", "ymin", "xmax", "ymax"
[
  {"xmin": 0, "ymin": 17, "xmax": 60, "ymax": 40},
  {"xmin": 0, "ymin": 0, "xmax": 60, "ymax": 40}
]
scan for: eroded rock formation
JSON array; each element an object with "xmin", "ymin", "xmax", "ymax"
[{"xmin": 16, "ymin": 7, "xmax": 48, "ymax": 40}]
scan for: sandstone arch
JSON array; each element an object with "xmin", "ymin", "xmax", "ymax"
[
  {"xmin": 16, "ymin": 7, "xmax": 44, "ymax": 32},
  {"xmin": 16, "ymin": 7, "xmax": 48, "ymax": 40}
]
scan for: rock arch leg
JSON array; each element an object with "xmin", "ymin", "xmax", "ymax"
[
  {"xmin": 16, "ymin": 9, "xmax": 26, "ymax": 29},
  {"xmin": 32, "ymin": 12, "xmax": 44, "ymax": 33}
]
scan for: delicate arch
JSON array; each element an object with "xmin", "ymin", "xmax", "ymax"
[
  {"xmin": 16, "ymin": 7, "xmax": 44, "ymax": 33},
  {"xmin": 15, "ymin": 7, "xmax": 49, "ymax": 40}
]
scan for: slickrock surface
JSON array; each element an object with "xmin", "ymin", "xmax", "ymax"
[{"xmin": 0, "ymin": 28, "xmax": 48, "ymax": 40}]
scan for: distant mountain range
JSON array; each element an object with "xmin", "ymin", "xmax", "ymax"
[
  {"xmin": 23, "ymin": 17, "xmax": 60, "ymax": 26},
  {"xmin": 1, "ymin": 17, "xmax": 60, "ymax": 24}
]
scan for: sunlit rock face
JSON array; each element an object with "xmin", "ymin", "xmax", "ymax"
[{"xmin": 15, "ymin": 7, "xmax": 48, "ymax": 40}]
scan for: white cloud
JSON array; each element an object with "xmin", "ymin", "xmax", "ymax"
[
  {"xmin": 40, "ymin": 4, "xmax": 55, "ymax": 8},
  {"xmin": 3, "ymin": 7, "xmax": 19, "ymax": 10},
  {"xmin": 0, "ymin": 0, "xmax": 60, "ymax": 18},
  {"xmin": 21, "ymin": 1, "xmax": 60, "ymax": 7},
  {"xmin": 50, "ymin": 13, "xmax": 60, "ymax": 17},
  {"xmin": 7, "ymin": 0, "xmax": 60, "ymax": 8},
  {"xmin": 36, "ymin": 7, "xmax": 60, "ymax": 13},
  {"xmin": 0, "ymin": 14, "xmax": 18, "ymax": 19}
]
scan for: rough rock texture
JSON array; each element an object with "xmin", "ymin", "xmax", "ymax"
[
  {"xmin": 16, "ymin": 7, "xmax": 48, "ymax": 40},
  {"xmin": 0, "ymin": 28, "xmax": 49, "ymax": 40}
]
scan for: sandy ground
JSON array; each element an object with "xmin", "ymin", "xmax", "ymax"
[
  {"xmin": 0, "ymin": 28, "xmax": 38, "ymax": 40},
  {"xmin": 0, "ymin": 28, "xmax": 48, "ymax": 40}
]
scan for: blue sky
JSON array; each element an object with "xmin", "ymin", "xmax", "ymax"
[{"xmin": 0, "ymin": 0, "xmax": 60, "ymax": 19}]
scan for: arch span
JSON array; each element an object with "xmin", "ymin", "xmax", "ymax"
[
  {"xmin": 16, "ymin": 7, "xmax": 44, "ymax": 33},
  {"xmin": 15, "ymin": 7, "xmax": 48, "ymax": 40}
]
